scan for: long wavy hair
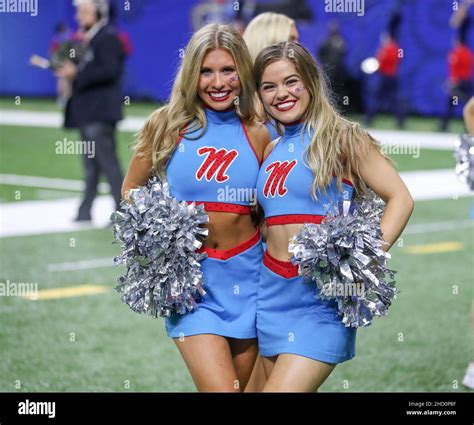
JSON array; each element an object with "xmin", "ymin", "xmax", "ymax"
[
  {"xmin": 254, "ymin": 41, "xmax": 394, "ymax": 199},
  {"xmin": 133, "ymin": 24, "xmax": 257, "ymax": 177}
]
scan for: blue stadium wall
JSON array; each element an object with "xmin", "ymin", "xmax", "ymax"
[{"xmin": 0, "ymin": 0, "xmax": 472, "ymax": 116}]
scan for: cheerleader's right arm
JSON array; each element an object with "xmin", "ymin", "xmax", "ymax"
[{"xmin": 121, "ymin": 153, "xmax": 153, "ymax": 202}]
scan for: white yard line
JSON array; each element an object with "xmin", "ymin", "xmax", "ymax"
[
  {"xmin": 0, "ymin": 173, "xmax": 110, "ymax": 193},
  {"xmin": 400, "ymin": 169, "xmax": 473, "ymax": 201},
  {"xmin": 369, "ymin": 129, "xmax": 458, "ymax": 150},
  {"xmin": 48, "ymin": 258, "xmax": 116, "ymax": 272},
  {"xmin": 403, "ymin": 219, "xmax": 474, "ymax": 235},
  {"xmin": 0, "ymin": 195, "xmax": 115, "ymax": 237},
  {"xmin": 0, "ymin": 109, "xmax": 63, "ymax": 127},
  {"xmin": 0, "ymin": 109, "xmax": 144, "ymax": 133},
  {"xmin": 0, "ymin": 109, "xmax": 459, "ymax": 149}
]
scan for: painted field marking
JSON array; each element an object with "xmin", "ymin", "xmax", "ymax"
[
  {"xmin": 404, "ymin": 241, "xmax": 464, "ymax": 254},
  {"xmin": 22, "ymin": 284, "xmax": 110, "ymax": 300}
]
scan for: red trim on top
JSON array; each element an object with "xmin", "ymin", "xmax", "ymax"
[
  {"xmin": 240, "ymin": 120, "xmax": 262, "ymax": 165},
  {"xmin": 177, "ymin": 123, "xmax": 190, "ymax": 145},
  {"xmin": 266, "ymin": 214, "xmax": 325, "ymax": 227},
  {"xmin": 330, "ymin": 173, "xmax": 354, "ymax": 187},
  {"xmin": 198, "ymin": 228, "xmax": 260, "ymax": 260},
  {"xmin": 263, "ymin": 250, "xmax": 299, "ymax": 278},
  {"xmin": 188, "ymin": 201, "xmax": 251, "ymax": 214}
]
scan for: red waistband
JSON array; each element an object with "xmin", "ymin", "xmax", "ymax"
[
  {"xmin": 266, "ymin": 214, "xmax": 325, "ymax": 227},
  {"xmin": 197, "ymin": 228, "xmax": 260, "ymax": 260},
  {"xmin": 263, "ymin": 250, "xmax": 299, "ymax": 278},
  {"xmin": 187, "ymin": 201, "xmax": 252, "ymax": 214}
]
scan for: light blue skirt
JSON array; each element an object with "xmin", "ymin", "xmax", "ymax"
[
  {"xmin": 256, "ymin": 250, "xmax": 357, "ymax": 364},
  {"xmin": 165, "ymin": 230, "xmax": 262, "ymax": 339}
]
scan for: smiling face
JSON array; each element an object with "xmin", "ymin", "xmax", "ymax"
[
  {"xmin": 197, "ymin": 48, "xmax": 241, "ymax": 110},
  {"xmin": 259, "ymin": 59, "xmax": 310, "ymax": 124}
]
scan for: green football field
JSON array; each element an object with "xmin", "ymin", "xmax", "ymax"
[{"xmin": 0, "ymin": 98, "xmax": 473, "ymax": 392}]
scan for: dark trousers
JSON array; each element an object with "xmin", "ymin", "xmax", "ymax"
[
  {"xmin": 77, "ymin": 121, "xmax": 123, "ymax": 219},
  {"xmin": 440, "ymin": 80, "xmax": 473, "ymax": 131},
  {"xmin": 366, "ymin": 75, "xmax": 405, "ymax": 128}
]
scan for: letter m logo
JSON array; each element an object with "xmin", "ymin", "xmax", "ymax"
[
  {"xmin": 196, "ymin": 147, "xmax": 238, "ymax": 183},
  {"xmin": 263, "ymin": 160, "xmax": 297, "ymax": 197}
]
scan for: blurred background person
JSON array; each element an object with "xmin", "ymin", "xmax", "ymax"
[
  {"xmin": 49, "ymin": 22, "xmax": 72, "ymax": 55},
  {"xmin": 450, "ymin": 0, "xmax": 474, "ymax": 29},
  {"xmin": 317, "ymin": 20, "xmax": 351, "ymax": 114},
  {"xmin": 56, "ymin": 0, "xmax": 125, "ymax": 223},
  {"xmin": 251, "ymin": 0, "xmax": 313, "ymax": 23},
  {"xmin": 365, "ymin": 12, "xmax": 405, "ymax": 129},
  {"xmin": 108, "ymin": 2, "xmax": 133, "ymax": 58},
  {"xmin": 49, "ymin": 22, "xmax": 73, "ymax": 106},
  {"xmin": 192, "ymin": 0, "xmax": 242, "ymax": 30},
  {"xmin": 440, "ymin": 3, "xmax": 473, "ymax": 132},
  {"xmin": 243, "ymin": 11, "xmax": 299, "ymax": 62}
]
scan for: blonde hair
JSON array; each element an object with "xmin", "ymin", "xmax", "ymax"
[
  {"xmin": 133, "ymin": 23, "xmax": 257, "ymax": 177},
  {"xmin": 243, "ymin": 12, "xmax": 295, "ymax": 63},
  {"xmin": 254, "ymin": 41, "xmax": 394, "ymax": 199}
]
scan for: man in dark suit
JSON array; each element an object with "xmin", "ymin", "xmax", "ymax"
[{"xmin": 56, "ymin": 0, "xmax": 124, "ymax": 222}]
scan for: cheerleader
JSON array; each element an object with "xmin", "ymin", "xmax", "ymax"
[
  {"xmin": 242, "ymin": 11, "xmax": 300, "ymax": 392},
  {"xmin": 121, "ymin": 24, "xmax": 269, "ymax": 392},
  {"xmin": 253, "ymin": 42, "xmax": 414, "ymax": 392}
]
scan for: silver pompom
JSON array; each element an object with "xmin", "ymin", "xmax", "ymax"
[
  {"xmin": 289, "ymin": 192, "xmax": 398, "ymax": 327},
  {"xmin": 110, "ymin": 174, "xmax": 209, "ymax": 318},
  {"xmin": 454, "ymin": 134, "xmax": 474, "ymax": 191}
]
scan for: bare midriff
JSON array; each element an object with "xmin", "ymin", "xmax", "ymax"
[
  {"xmin": 265, "ymin": 223, "xmax": 305, "ymax": 262},
  {"xmin": 202, "ymin": 211, "xmax": 256, "ymax": 250}
]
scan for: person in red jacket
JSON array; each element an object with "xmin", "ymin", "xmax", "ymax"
[
  {"xmin": 366, "ymin": 11, "xmax": 405, "ymax": 129},
  {"xmin": 378, "ymin": 36, "xmax": 399, "ymax": 76},
  {"xmin": 440, "ymin": 35, "xmax": 474, "ymax": 131}
]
